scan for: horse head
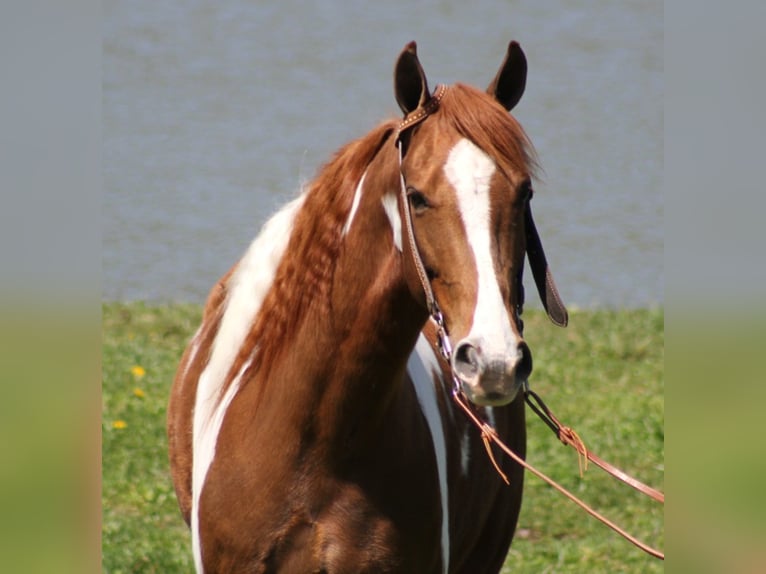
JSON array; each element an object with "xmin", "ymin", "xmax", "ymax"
[{"xmin": 394, "ymin": 41, "xmax": 566, "ymax": 407}]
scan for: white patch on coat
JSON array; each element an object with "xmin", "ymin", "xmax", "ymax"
[
  {"xmin": 408, "ymin": 334, "xmax": 450, "ymax": 574},
  {"xmin": 342, "ymin": 170, "xmax": 368, "ymax": 236},
  {"xmin": 190, "ymin": 193, "xmax": 304, "ymax": 572},
  {"xmin": 381, "ymin": 191, "xmax": 403, "ymax": 251}
]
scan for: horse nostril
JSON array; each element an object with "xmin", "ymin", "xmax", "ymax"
[
  {"xmin": 453, "ymin": 341, "xmax": 480, "ymax": 380},
  {"xmin": 516, "ymin": 341, "xmax": 533, "ymax": 381}
]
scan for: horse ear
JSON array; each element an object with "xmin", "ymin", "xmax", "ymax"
[
  {"xmin": 394, "ymin": 41, "xmax": 432, "ymax": 115},
  {"xmin": 487, "ymin": 41, "xmax": 527, "ymax": 111}
]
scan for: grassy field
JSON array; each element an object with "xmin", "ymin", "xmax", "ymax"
[{"xmin": 102, "ymin": 303, "xmax": 663, "ymax": 573}]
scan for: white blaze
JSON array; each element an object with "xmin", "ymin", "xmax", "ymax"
[{"xmin": 443, "ymin": 138, "xmax": 519, "ymax": 359}]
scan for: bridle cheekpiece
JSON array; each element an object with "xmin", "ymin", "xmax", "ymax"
[{"xmin": 395, "ymin": 84, "xmax": 459, "ymax": 389}]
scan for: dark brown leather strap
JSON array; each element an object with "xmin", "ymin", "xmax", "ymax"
[
  {"xmin": 399, "ymin": 141, "xmax": 438, "ymax": 317},
  {"xmin": 396, "ymin": 84, "xmax": 447, "ymax": 318},
  {"xmin": 525, "ymin": 207, "xmax": 568, "ymax": 327},
  {"xmin": 396, "ymin": 84, "xmax": 447, "ymax": 140}
]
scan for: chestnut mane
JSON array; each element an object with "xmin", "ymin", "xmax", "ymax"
[
  {"xmin": 221, "ymin": 120, "xmax": 397, "ymax": 395},
  {"xmin": 438, "ymin": 83, "xmax": 540, "ymax": 181}
]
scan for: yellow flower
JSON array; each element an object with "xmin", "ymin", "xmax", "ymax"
[
  {"xmin": 130, "ymin": 365, "xmax": 146, "ymax": 378},
  {"xmin": 133, "ymin": 388, "xmax": 145, "ymax": 398},
  {"xmin": 112, "ymin": 420, "xmax": 127, "ymax": 430}
]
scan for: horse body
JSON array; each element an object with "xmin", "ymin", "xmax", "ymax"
[{"xmin": 169, "ymin": 41, "xmax": 560, "ymax": 573}]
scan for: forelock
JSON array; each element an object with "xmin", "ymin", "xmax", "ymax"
[{"xmin": 437, "ymin": 83, "xmax": 540, "ymax": 181}]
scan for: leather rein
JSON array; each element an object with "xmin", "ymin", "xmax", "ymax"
[{"xmin": 395, "ymin": 85, "xmax": 665, "ymax": 561}]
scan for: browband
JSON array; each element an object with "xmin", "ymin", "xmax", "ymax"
[{"xmin": 395, "ymin": 84, "xmax": 448, "ymax": 144}]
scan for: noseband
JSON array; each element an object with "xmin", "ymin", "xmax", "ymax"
[{"xmin": 395, "ymin": 87, "xmax": 664, "ymax": 560}]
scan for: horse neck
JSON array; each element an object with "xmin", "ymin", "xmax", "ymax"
[
  {"xmin": 270, "ymin": 137, "xmax": 428, "ymax": 449},
  {"xmin": 332, "ymin": 139, "xmax": 424, "ymax": 344}
]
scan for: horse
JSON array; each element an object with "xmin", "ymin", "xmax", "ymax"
[{"xmin": 167, "ymin": 40, "xmax": 567, "ymax": 573}]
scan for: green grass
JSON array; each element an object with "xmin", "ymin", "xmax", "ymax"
[{"xmin": 102, "ymin": 303, "xmax": 663, "ymax": 573}]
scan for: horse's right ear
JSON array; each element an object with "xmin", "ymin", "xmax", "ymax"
[
  {"xmin": 394, "ymin": 41, "xmax": 432, "ymax": 115},
  {"xmin": 487, "ymin": 41, "xmax": 527, "ymax": 112}
]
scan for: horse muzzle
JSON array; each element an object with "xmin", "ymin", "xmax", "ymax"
[{"xmin": 451, "ymin": 338, "xmax": 532, "ymax": 406}]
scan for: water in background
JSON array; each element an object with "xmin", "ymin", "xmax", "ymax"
[{"xmin": 104, "ymin": 0, "xmax": 662, "ymax": 308}]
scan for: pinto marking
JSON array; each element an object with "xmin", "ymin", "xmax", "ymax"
[
  {"xmin": 342, "ymin": 170, "xmax": 367, "ymax": 236},
  {"xmin": 381, "ymin": 191, "xmax": 403, "ymax": 251},
  {"xmin": 190, "ymin": 194, "xmax": 304, "ymax": 571},
  {"xmin": 192, "ymin": 358, "xmax": 252, "ymax": 572},
  {"xmin": 408, "ymin": 334, "xmax": 450, "ymax": 574}
]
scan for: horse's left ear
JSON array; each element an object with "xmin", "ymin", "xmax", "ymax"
[
  {"xmin": 487, "ymin": 41, "xmax": 527, "ymax": 112},
  {"xmin": 394, "ymin": 41, "xmax": 432, "ymax": 115}
]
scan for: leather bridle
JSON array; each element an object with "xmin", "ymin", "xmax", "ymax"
[
  {"xmin": 396, "ymin": 84, "xmax": 568, "ymax": 330},
  {"xmin": 395, "ymin": 85, "xmax": 665, "ymax": 561}
]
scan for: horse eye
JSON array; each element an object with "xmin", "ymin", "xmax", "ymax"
[
  {"xmin": 406, "ymin": 187, "xmax": 430, "ymax": 212},
  {"xmin": 520, "ymin": 181, "xmax": 534, "ymax": 202}
]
